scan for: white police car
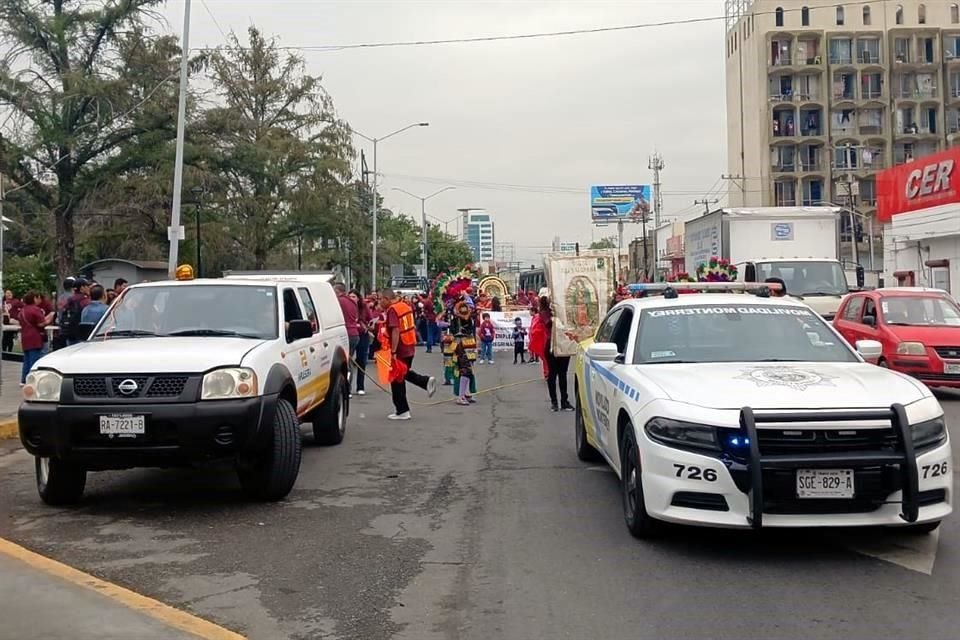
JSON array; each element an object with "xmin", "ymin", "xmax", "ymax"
[{"xmin": 573, "ymin": 282, "xmax": 952, "ymax": 537}]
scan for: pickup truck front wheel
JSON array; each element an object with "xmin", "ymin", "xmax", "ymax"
[
  {"xmin": 36, "ymin": 457, "xmax": 86, "ymax": 506},
  {"xmin": 237, "ymin": 398, "xmax": 302, "ymax": 501}
]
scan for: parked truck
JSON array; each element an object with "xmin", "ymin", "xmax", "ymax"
[{"xmin": 683, "ymin": 206, "xmax": 855, "ymax": 319}]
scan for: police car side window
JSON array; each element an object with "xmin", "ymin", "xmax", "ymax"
[
  {"xmin": 843, "ymin": 295, "xmax": 864, "ymax": 321},
  {"xmin": 610, "ymin": 309, "xmax": 634, "ymax": 355},
  {"xmin": 596, "ymin": 309, "xmax": 622, "ymax": 343}
]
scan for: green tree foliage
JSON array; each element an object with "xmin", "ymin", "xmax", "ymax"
[
  {"xmin": 590, "ymin": 237, "xmax": 616, "ymax": 250},
  {"xmin": 427, "ymin": 225, "xmax": 473, "ymax": 274},
  {"xmin": 0, "ymin": 0, "xmax": 182, "ymax": 277},
  {"xmin": 196, "ymin": 27, "xmax": 354, "ymax": 270}
]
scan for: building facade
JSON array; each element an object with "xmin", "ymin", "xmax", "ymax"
[
  {"xmin": 464, "ymin": 210, "xmax": 495, "ymax": 262},
  {"xmin": 725, "ymin": 0, "xmax": 960, "ymax": 257}
]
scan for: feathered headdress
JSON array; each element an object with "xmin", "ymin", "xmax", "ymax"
[{"xmin": 432, "ymin": 265, "xmax": 481, "ymax": 313}]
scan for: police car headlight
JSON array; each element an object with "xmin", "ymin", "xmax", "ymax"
[
  {"xmin": 912, "ymin": 417, "xmax": 947, "ymax": 449},
  {"xmin": 645, "ymin": 417, "xmax": 720, "ymax": 452},
  {"xmin": 22, "ymin": 370, "xmax": 62, "ymax": 403},
  {"xmin": 201, "ymin": 368, "xmax": 258, "ymax": 400}
]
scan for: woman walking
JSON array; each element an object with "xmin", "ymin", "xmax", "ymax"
[
  {"xmin": 18, "ymin": 292, "xmax": 52, "ymax": 385},
  {"xmin": 537, "ymin": 296, "xmax": 573, "ymax": 412},
  {"xmin": 350, "ymin": 290, "xmax": 371, "ymax": 396}
]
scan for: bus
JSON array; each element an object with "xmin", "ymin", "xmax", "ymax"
[{"xmin": 518, "ymin": 268, "xmax": 545, "ymax": 294}]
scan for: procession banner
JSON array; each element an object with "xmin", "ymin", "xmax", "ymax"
[
  {"xmin": 544, "ymin": 250, "xmax": 616, "ymax": 357},
  {"xmin": 488, "ymin": 310, "xmax": 531, "ymax": 352}
]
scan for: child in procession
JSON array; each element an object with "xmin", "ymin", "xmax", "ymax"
[
  {"xmin": 512, "ymin": 317, "xmax": 527, "ymax": 364},
  {"xmin": 478, "ymin": 312, "xmax": 496, "ymax": 364}
]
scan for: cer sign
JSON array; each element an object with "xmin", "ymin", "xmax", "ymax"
[{"xmin": 905, "ymin": 159, "xmax": 954, "ymax": 200}]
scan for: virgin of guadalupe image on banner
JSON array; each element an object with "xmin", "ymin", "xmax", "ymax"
[{"xmin": 544, "ymin": 251, "xmax": 616, "ymax": 357}]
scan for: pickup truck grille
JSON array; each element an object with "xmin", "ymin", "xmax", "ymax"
[{"xmin": 72, "ymin": 375, "xmax": 190, "ymax": 399}]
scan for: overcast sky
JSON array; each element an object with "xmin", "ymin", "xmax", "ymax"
[{"xmin": 162, "ymin": 0, "xmax": 727, "ymax": 264}]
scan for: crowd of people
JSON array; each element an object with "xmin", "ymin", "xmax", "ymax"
[
  {"xmin": 332, "ymin": 283, "xmax": 573, "ymax": 418},
  {"xmin": 3, "ymin": 277, "xmax": 129, "ymax": 384}
]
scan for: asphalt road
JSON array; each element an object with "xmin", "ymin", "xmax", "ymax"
[{"xmin": 1, "ymin": 352, "xmax": 959, "ymax": 640}]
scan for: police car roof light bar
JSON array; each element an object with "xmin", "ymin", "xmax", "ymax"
[{"xmin": 626, "ymin": 282, "xmax": 783, "ymax": 294}]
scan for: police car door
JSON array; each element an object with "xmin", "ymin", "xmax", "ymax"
[
  {"xmin": 281, "ymin": 288, "xmax": 314, "ymax": 416},
  {"xmin": 587, "ymin": 308, "xmax": 623, "ymax": 453},
  {"xmin": 606, "ymin": 307, "xmax": 636, "ymax": 413}
]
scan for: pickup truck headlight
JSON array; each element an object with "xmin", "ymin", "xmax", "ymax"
[
  {"xmin": 201, "ymin": 368, "xmax": 259, "ymax": 400},
  {"xmin": 22, "ymin": 370, "xmax": 62, "ymax": 403},
  {"xmin": 897, "ymin": 341, "xmax": 927, "ymax": 356},
  {"xmin": 912, "ymin": 417, "xmax": 947, "ymax": 449},
  {"xmin": 645, "ymin": 417, "xmax": 720, "ymax": 452}
]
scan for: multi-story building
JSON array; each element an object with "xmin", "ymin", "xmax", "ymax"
[
  {"xmin": 463, "ymin": 209, "xmax": 495, "ymax": 262},
  {"xmin": 725, "ymin": 0, "xmax": 960, "ymax": 259}
]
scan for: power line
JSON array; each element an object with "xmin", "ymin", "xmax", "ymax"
[
  {"xmin": 198, "ymin": 0, "xmax": 229, "ymax": 40},
  {"xmin": 190, "ymin": 1, "xmax": 862, "ymax": 54}
]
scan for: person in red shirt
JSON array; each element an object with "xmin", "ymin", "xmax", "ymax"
[
  {"xmin": 349, "ymin": 289, "xmax": 372, "ymax": 396},
  {"xmin": 335, "ymin": 284, "xmax": 360, "ymax": 395},
  {"xmin": 478, "ymin": 313, "xmax": 496, "ymax": 364},
  {"xmin": 18, "ymin": 292, "xmax": 51, "ymax": 384},
  {"xmin": 2, "ymin": 289, "xmax": 22, "ymax": 353},
  {"xmin": 381, "ymin": 289, "xmax": 436, "ymax": 420}
]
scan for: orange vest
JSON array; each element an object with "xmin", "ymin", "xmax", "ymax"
[{"xmin": 390, "ymin": 301, "xmax": 417, "ymax": 347}]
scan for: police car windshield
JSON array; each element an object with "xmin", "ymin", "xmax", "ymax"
[
  {"xmin": 634, "ymin": 304, "xmax": 857, "ymax": 364},
  {"xmin": 93, "ymin": 284, "xmax": 279, "ymax": 340}
]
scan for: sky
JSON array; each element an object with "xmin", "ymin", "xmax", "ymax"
[{"xmin": 160, "ymin": 0, "xmax": 728, "ymax": 264}]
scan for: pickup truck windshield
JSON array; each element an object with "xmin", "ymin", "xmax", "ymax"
[
  {"xmin": 634, "ymin": 304, "xmax": 857, "ymax": 364},
  {"xmin": 755, "ymin": 261, "xmax": 848, "ymax": 297},
  {"xmin": 93, "ymin": 284, "xmax": 279, "ymax": 340}
]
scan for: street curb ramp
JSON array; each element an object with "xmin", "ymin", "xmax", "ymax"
[{"xmin": 0, "ymin": 417, "xmax": 18, "ymax": 440}]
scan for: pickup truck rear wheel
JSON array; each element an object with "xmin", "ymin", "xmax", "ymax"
[
  {"xmin": 238, "ymin": 398, "xmax": 302, "ymax": 501},
  {"xmin": 311, "ymin": 372, "xmax": 347, "ymax": 446},
  {"xmin": 36, "ymin": 457, "xmax": 86, "ymax": 506}
]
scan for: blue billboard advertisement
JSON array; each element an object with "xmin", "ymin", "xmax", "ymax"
[{"xmin": 590, "ymin": 185, "xmax": 652, "ymax": 221}]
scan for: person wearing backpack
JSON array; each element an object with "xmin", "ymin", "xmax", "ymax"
[{"xmin": 60, "ymin": 278, "xmax": 91, "ymax": 346}]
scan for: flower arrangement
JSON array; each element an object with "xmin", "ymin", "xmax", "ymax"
[
  {"xmin": 667, "ymin": 272, "xmax": 696, "ymax": 283},
  {"xmin": 696, "ymin": 256, "xmax": 738, "ymax": 282}
]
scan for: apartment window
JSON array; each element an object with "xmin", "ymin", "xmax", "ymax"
[
  {"xmin": 859, "ymin": 107, "xmax": 884, "ymax": 135},
  {"xmin": 832, "ymin": 108, "xmax": 855, "ymax": 134},
  {"xmin": 833, "ymin": 71, "xmax": 855, "ymax": 99},
  {"xmin": 857, "ymin": 38, "xmax": 880, "ymax": 64},
  {"xmin": 862, "ymin": 5, "xmax": 871, "ymax": 26},
  {"xmin": 797, "ymin": 74, "xmax": 820, "ymax": 100},
  {"xmin": 836, "ymin": 5, "xmax": 844, "ymax": 25},
  {"xmin": 859, "ymin": 178, "xmax": 877, "ymax": 207},
  {"xmin": 802, "ymin": 6, "xmax": 810, "ymax": 26},
  {"xmin": 923, "ymin": 107, "xmax": 938, "ymax": 134},
  {"xmin": 894, "ymin": 38, "xmax": 910, "ymax": 63},
  {"xmin": 861, "ymin": 72, "xmax": 882, "ymax": 99},
  {"xmin": 800, "ymin": 108, "xmax": 822, "ymax": 135},
  {"xmin": 771, "ymin": 146, "xmax": 796, "ymax": 171},
  {"xmin": 953, "ymin": 4, "xmax": 960, "ymax": 24},
  {"xmin": 797, "ymin": 39, "xmax": 820, "ymax": 64},
  {"xmin": 799, "ymin": 145, "xmax": 821, "ymax": 171},
  {"xmin": 948, "ymin": 108, "xmax": 960, "ymax": 133},
  {"xmin": 946, "ymin": 36, "xmax": 960, "ymax": 60},
  {"xmin": 896, "ymin": 5, "xmax": 903, "ymax": 25},
  {"xmin": 834, "ymin": 146, "xmax": 859, "ymax": 170},
  {"xmin": 802, "ymin": 179, "xmax": 824, "ymax": 206},
  {"xmin": 921, "ymin": 38, "xmax": 934, "ymax": 63},
  {"xmin": 775, "ymin": 6, "xmax": 784, "ymax": 27},
  {"xmin": 771, "ymin": 40, "xmax": 790, "ymax": 65},
  {"xmin": 774, "ymin": 180, "xmax": 797, "ymax": 206},
  {"xmin": 829, "ymin": 38, "xmax": 853, "ymax": 64},
  {"xmin": 918, "ymin": 4, "xmax": 926, "ymax": 25},
  {"xmin": 951, "ymin": 71, "xmax": 960, "ymax": 98}
]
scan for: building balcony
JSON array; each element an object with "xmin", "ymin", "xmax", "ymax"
[{"xmin": 860, "ymin": 89, "xmax": 883, "ymax": 101}]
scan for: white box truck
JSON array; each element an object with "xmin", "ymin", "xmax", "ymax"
[{"xmin": 683, "ymin": 206, "xmax": 853, "ymax": 319}]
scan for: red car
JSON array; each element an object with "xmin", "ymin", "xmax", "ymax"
[{"xmin": 834, "ymin": 288, "xmax": 960, "ymax": 388}]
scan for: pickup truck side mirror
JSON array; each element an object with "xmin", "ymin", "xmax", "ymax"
[
  {"xmin": 862, "ymin": 315, "xmax": 876, "ymax": 328},
  {"xmin": 287, "ymin": 319, "xmax": 313, "ymax": 342}
]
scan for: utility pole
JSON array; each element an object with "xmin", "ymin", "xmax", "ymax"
[
  {"xmin": 721, "ymin": 173, "xmax": 745, "ymax": 204},
  {"xmin": 694, "ymin": 198, "xmax": 719, "ymax": 215},
  {"xmin": 843, "ymin": 143, "xmax": 861, "ymax": 267},
  {"xmin": 649, "ymin": 152, "xmax": 665, "ymax": 282},
  {"xmin": 166, "ymin": 0, "xmax": 192, "ymax": 278}
]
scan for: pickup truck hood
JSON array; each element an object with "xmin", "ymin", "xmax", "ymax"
[
  {"xmin": 36, "ymin": 337, "xmax": 265, "ymax": 374},
  {"xmin": 637, "ymin": 361, "xmax": 926, "ymax": 410}
]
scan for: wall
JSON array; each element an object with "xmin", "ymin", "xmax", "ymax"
[{"xmin": 885, "ymin": 202, "xmax": 960, "ymax": 290}]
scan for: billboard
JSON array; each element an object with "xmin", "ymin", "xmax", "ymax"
[{"xmin": 590, "ymin": 185, "xmax": 652, "ymax": 222}]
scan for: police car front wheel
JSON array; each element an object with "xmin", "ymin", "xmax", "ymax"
[{"xmin": 621, "ymin": 429, "xmax": 659, "ymax": 539}]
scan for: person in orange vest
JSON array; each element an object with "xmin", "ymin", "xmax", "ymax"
[{"xmin": 380, "ymin": 289, "xmax": 437, "ymax": 420}]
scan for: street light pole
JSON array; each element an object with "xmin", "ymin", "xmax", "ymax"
[
  {"xmin": 191, "ymin": 185, "xmax": 204, "ymax": 277},
  {"xmin": 352, "ymin": 122, "xmax": 429, "ymax": 292},
  {"xmin": 392, "ymin": 186, "xmax": 456, "ymax": 278},
  {"xmin": 166, "ymin": 0, "xmax": 192, "ymax": 278}
]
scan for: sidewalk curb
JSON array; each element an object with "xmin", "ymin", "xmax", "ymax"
[{"xmin": 0, "ymin": 417, "xmax": 18, "ymax": 440}]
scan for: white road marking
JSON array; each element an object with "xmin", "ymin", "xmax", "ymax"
[{"xmin": 842, "ymin": 529, "xmax": 940, "ymax": 575}]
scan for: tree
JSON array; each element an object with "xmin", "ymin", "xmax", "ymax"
[
  {"xmin": 0, "ymin": 0, "xmax": 183, "ymax": 277},
  {"xmin": 427, "ymin": 225, "xmax": 473, "ymax": 274},
  {"xmin": 196, "ymin": 27, "xmax": 354, "ymax": 270},
  {"xmin": 590, "ymin": 237, "xmax": 616, "ymax": 250}
]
